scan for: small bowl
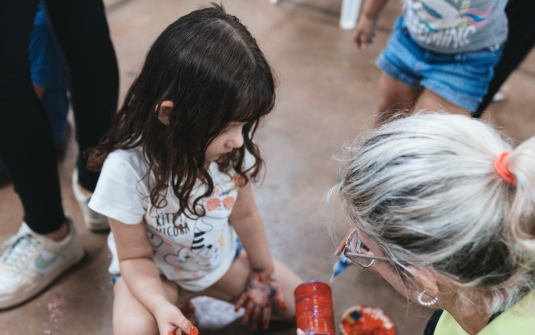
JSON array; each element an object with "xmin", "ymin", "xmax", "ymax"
[{"xmin": 339, "ymin": 305, "xmax": 396, "ymax": 335}]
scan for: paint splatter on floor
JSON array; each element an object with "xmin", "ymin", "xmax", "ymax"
[{"xmin": 40, "ymin": 297, "xmax": 68, "ymax": 334}]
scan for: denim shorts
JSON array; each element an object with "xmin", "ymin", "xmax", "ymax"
[{"xmin": 376, "ymin": 16, "xmax": 503, "ymax": 113}]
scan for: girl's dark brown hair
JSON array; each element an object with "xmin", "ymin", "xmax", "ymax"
[{"xmin": 87, "ymin": 3, "xmax": 275, "ymax": 219}]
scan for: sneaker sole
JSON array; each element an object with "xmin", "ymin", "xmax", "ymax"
[{"xmin": 0, "ymin": 248, "xmax": 85, "ymax": 310}]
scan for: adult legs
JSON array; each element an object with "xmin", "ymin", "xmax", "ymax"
[
  {"xmin": 0, "ymin": 0, "xmax": 118, "ymax": 309},
  {"xmin": 0, "ymin": 0, "xmax": 118, "ymax": 234},
  {"xmin": 0, "ymin": 0, "xmax": 65, "ymax": 235},
  {"xmin": 474, "ymin": 0, "xmax": 535, "ymax": 117},
  {"xmin": 43, "ymin": 0, "xmax": 119, "ymax": 192}
]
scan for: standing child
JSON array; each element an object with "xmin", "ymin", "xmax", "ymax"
[
  {"xmin": 86, "ymin": 4, "xmax": 302, "ymax": 335},
  {"xmin": 354, "ymin": 0, "xmax": 508, "ymax": 125}
]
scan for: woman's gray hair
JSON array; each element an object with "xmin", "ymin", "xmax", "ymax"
[{"xmin": 337, "ymin": 113, "xmax": 535, "ymax": 313}]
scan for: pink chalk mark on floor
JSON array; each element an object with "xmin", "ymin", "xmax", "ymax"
[{"xmin": 40, "ymin": 297, "xmax": 68, "ymax": 334}]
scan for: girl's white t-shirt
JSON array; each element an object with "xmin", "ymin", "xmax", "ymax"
[{"xmin": 89, "ymin": 147, "xmax": 242, "ymax": 292}]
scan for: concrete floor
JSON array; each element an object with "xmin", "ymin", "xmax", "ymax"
[{"xmin": 1, "ymin": 0, "xmax": 534, "ymax": 334}]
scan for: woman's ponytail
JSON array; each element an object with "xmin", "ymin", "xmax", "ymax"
[{"xmin": 507, "ymin": 137, "xmax": 535, "ymax": 250}]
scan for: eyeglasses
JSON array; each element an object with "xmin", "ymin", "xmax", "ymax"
[{"xmin": 344, "ymin": 230, "xmax": 391, "ymax": 268}]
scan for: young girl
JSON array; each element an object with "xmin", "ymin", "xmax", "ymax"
[
  {"xmin": 354, "ymin": 0, "xmax": 508, "ymax": 125},
  {"xmin": 86, "ymin": 5, "xmax": 302, "ymax": 335}
]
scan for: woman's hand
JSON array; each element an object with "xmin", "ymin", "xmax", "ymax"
[
  {"xmin": 353, "ymin": 15, "xmax": 377, "ymax": 49},
  {"xmin": 155, "ymin": 302, "xmax": 195, "ymax": 335},
  {"xmin": 234, "ymin": 271, "xmax": 287, "ymax": 330}
]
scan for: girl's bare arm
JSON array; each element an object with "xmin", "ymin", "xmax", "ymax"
[
  {"xmin": 230, "ymin": 183, "xmax": 288, "ymax": 329},
  {"xmin": 229, "ymin": 183, "xmax": 274, "ymax": 275},
  {"xmin": 354, "ymin": 0, "xmax": 389, "ymax": 49},
  {"xmin": 110, "ymin": 218, "xmax": 192, "ymax": 335}
]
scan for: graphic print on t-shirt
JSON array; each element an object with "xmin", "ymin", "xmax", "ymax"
[
  {"xmin": 405, "ymin": 0, "xmax": 493, "ymax": 49},
  {"xmin": 147, "ymin": 183, "xmax": 237, "ymax": 275}
]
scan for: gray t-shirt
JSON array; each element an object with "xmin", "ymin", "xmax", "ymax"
[{"xmin": 403, "ymin": 0, "xmax": 508, "ymax": 54}]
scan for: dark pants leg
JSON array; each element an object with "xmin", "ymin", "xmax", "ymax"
[
  {"xmin": 474, "ymin": 0, "xmax": 535, "ymax": 117},
  {"xmin": 43, "ymin": 0, "xmax": 119, "ymax": 191},
  {"xmin": 0, "ymin": 0, "xmax": 118, "ymax": 234}
]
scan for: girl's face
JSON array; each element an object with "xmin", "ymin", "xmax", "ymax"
[{"xmin": 205, "ymin": 122, "xmax": 245, "ymax": 163}]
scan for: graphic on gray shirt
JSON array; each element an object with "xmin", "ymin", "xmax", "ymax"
[{"xmin": 403, "ymin": 0, "xmax": 508, "ymax": 54}]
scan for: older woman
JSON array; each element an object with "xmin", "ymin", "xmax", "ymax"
[{"xmin": 337, "ymin": 113, "xmax": 535, "ymax": 334}]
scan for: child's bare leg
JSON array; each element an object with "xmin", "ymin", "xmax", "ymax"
[
  {"xmin": 204, "ymin": 251, "xmax": 303, "ymax": 322},
  {"xmin": 417, "ymin": 88, "xmax": 471, "ymax": 116},
  {"xmin": 376, "ymin": 72, "xmax": 421, "ymax": 126},
  {"xmin": 113, "ymin": 276, "xmax": 185, "ymax": 335}
]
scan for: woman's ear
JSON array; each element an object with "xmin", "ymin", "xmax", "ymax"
[
  {"xmin": 407, "ymin": 266, "xmax": 439, "ymax": 297},
  {"xmin": 157, "ymin": 101, "xmax": 174, "ymax": 125}
]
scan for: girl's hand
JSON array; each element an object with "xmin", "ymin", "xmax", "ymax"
[
  {"xmin": 234, "ymin": 271, "xmax": 287, "ymax": 331},
  {"xmin": 155, "ymin": 302, "xmax": 196, "ymax": 335},
  {"xmin": 353, "ymin": 16, "xmax": 377, "ymax": 49}
]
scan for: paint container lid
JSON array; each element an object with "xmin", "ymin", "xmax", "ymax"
[{"xmin": 339, "ymin": 305, "xmax": 396, "ymax": 335}]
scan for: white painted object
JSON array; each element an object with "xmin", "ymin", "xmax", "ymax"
[{"xmin": 340, "ymin": 0, "xmax": 362, "ymax": 30}]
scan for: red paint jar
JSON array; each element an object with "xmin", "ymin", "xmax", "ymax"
[{"xmin": 294, "ymin": 281, "xmax": 336, "ymax": 335}]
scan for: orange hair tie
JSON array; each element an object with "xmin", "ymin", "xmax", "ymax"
[{"xmin": 493, "ymin": 152, "xmax": 516, "ymax": 185}]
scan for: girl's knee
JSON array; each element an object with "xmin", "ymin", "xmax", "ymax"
[{"xmin": 113, "ymin": 278, "xmax": 159, "ymax": 335}]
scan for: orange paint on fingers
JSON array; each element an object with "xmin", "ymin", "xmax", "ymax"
[
  {"xmin": 242, "ymin": 310, "xmax": 251, "ymax": 325},
  {"xmin": 279, "ymin": 300, "xmax": 287, "ymax": 311},
  {"xmin": 189, "ymin": 325, "xmax": 199, "ymax": 335}
]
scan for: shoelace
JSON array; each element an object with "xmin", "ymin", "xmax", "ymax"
[{"xmin": 1, "ymin": 232, "xmax": 39, "ymax": 273}]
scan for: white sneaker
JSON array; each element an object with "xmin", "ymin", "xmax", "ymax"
[
  {"xmin": 72, "ymin": 169, "xmax": 109, "ymax": 231},
  {"xmin": 0, "ymin": 217, "xmax": 85, "ymax": 309}
]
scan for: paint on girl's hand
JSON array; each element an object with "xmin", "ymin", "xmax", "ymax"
[
  {"xmin": 242, "ymin": 310, "xmax": 251, "ymax": 324},
  {"xmin": 168, "ymin": 330, "xmax": 175, "ymax": 335},
  {"xmin": 256, "ymin": 272, "xmax": 264, "ymax": 282},
  {"xmin": 189, "ymin": 325, "xmax": 199, "ymax": 335},
  {"xmin": 279, "ymin": 300, "xmax": 287, "ymax": 311}
]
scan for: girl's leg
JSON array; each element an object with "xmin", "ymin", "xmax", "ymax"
[
  {"xmin": 113, "ymin": 276, "xmax": 192, "ymax": 335},
  {"xmin": 204, "ymin": 251, "xmax": 303, "ymax": 322},
  {"xmin": 375, "ymin": 72, "xmax": 422, "ymax": 126},
  {"xmin": 416, "ymin": 89, "xmax": 471, "ymax": 116}
]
